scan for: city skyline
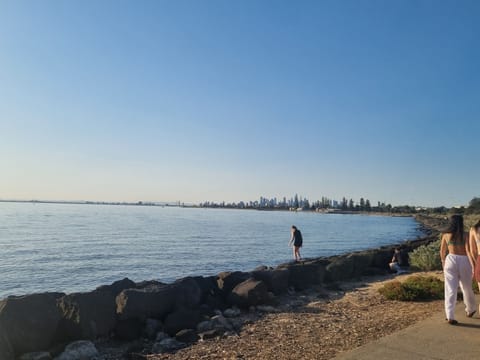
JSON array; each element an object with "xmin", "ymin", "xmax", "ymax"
[{"xmin": 1, "ymin": 1, "xmax": 479, "ymax": 207}]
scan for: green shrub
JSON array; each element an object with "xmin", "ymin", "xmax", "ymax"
[
  {"xmin": 379, "ymin": 275, "xmax": 444, "ymax": 301},
  {"xmin": 409, "ymin": 239, "xmax": 442, "ymax": 271}
]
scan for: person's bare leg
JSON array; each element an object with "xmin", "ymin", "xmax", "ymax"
[
  {"xmin": 478, "ymin": 283, "xmax": 480, "ymax": 314},
  {"xmin": 294, "ymin": 246, "xmax": 301, "ymax": 261}
]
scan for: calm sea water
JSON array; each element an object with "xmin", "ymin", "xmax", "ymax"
[{"xmin": 0, "ymin": 202, "xmax": 422, "ymax": 298}]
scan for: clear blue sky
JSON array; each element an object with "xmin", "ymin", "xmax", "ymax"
[{"xmin": 1, "ymin": 0, "xmax": 479, "ymax": 207}]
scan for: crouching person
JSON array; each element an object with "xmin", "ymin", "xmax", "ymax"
[{"xmin": 389, "ymin": 247, "xmax": 409, "ymax": 274}]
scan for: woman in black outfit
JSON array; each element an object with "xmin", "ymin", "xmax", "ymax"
[{"xmin": 289, "ymin": 225, "xmax": 303, "ymax": 261}]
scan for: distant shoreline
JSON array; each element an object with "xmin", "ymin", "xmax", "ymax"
[{"xmin": 0, "ymin": 199, "xmax": 414, "ymax": 218}]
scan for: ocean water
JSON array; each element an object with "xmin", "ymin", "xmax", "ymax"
[{"xmin": 0, "ymin": 202, "xmax": 422, "ymax": 298}]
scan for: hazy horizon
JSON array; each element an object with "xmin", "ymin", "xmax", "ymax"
[{"xmin": 1, "ymin": 1, "xmax": 479, "ymax": 208}]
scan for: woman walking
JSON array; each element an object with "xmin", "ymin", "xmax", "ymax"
[
  {"xmin": 468, "ymin": 220, "xmax": 480, "ymax": 314},
  {"xmin": 440, "ymin": 214, "xmax": 476, "ymax": 324},
  {"xmin": 289, "ymin": 225, "xmax": 303, "ymax": 261}
]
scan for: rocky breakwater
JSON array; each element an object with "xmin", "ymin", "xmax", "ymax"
[{"xmin": 0, "ymin": 216, "xmax": 439, "ymax": 360}]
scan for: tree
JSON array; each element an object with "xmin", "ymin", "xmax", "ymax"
[
  {"xmin": 365, "ymin": 199, "xmax": 371, "ymax": 211},
  {"xmin": 348, "ymin": 199, "xmax": 354, "ymax": 210},
  {"xmin": 359, "ymin": 198, "xmax": 365, "ymax": 211},
  {"xmin": 467, "ymin": 197, "xmax": 480, "ymax": 214}
]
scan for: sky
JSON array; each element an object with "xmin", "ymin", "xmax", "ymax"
[{"xmin": 0, "ymin": 0, "xmax": 479, "ymax": 207}]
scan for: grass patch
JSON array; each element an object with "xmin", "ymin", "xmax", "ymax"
[
  {"xmin": 378, "ymin": 275, "xmax": 444, "ymax": 301},
  {"xmin": 409, "ymin": 240, "xmax": 442, "ymax": 271}
]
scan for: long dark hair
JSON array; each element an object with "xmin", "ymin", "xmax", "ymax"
[{"xmin": 443, "ymin": 214, "xmax": 464, "ymax": 242}]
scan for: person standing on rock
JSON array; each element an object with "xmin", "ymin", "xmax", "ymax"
[
  {"xmin": 440, "ymin": 214, "xmax": 476, "ymax": 325},
  {"xmin": 289, "ymin": 225, "xmax": 303, "ymax": 261}
]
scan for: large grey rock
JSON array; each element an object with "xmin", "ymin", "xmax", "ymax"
[
  {"xmin": 0, "ymin": 292, "xmax": 64, "ymax": 355},
  {"xmin": 217, "ymin": 272, "xmax": 251, "ymax": 294},
  {"xmin": 135, "ymin": 280, "xmax": 164, "ymax": 289},
  {"xmin": 196, "ymin": 320, "xmax": 213, "ymax": 332},
  {"xmin": 144, "ymin": 318, "xmax": 162, "ymax": 340},
  {"xmin": 95, "ymin": 278, "xmax": 136, "ymax": 295},
  {"xmin": 163, "ymin": 308, "xmax": 202, "ymax": 336},
  {"xmin": 57, "ymin": 289, "xmax": 116, "ymax": 340},
  {"xmin": 171, "ymin": 277, "xmax": 203, "ymax": 309},
  {"xmin": 278, "ymin": 261, "xmax": 327, "ymax": 290},
  {"xmin": 198, "ymin": 329, "xmax": 222, "ymax": 340},
  {"xmin": 350, "ymin": 251, "xmax": 375, "ymax": 277},
  {"xmin": 223, "ymin": 307, "xmax": 241, "ymax": 318},
  {"xmin": 115, "ymin": 318, "xmax": 144, "ymax": 340},
  {"xmin": 151, "ymin": 338, "xmax": 185, "ymax": 354},
  {"xmin": 116, "ymin": 284, "xmax": 176, "ymax": 321},
  {"xmin": 252, "ymin": 268, "xmax": 289, "ymax": 294},
  {"xmin": 210, "ymin": 314, "xmax": 232, "ymax": 331},
  {"xmin": 0, "ymin": 327, "xmax": 14, "ymax": 360},
  {"xmin": 175, "ymin": 329, "xmax": 198, "ymax": 343},
  {"xmin": 54, "ymin": 341, "xmax": 98, "ymax": 360},
  {"xmin": 116, "ymin": 279, "xmax": 203, "ymax": 323},
  {"xmin": 19, "ymin": 352, "xmax": 52, "ymax": 360},
  {"xmin": 325, "ymin": 255, "xmax": 355, "ymax": 282},
  {"xmin": 228, "ymin": 279, "xmax": 269, "ymax": 308}
]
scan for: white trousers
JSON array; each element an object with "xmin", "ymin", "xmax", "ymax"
[{"xmin": 444, "ymin": 254, "xmax": 476, "ymax": 320}]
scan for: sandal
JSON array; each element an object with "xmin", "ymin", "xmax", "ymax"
[
  {"xmin": 466, "ymin": 310, "xmax": 476, "ymax": 318},
  {"xmin": 446, "ymin": 319, "xmax": 458, "ymax": 325}
]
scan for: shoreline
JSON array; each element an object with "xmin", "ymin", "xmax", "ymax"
[{"xmin": 0, "ymin": 215, "xmax": 442, "ymax": 359}]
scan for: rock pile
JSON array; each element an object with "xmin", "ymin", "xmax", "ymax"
[{"xmin": 0, "ymin": 226, "xmax": 438, "ymax": 359}]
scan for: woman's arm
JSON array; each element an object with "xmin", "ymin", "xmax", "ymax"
[
  {"xmin": 440, "ymin": 234, "xmax": 447, "ymax": 268},
  {"xmin": 469, "ymin": 228, "xmax": 478, "ymax": 266},
  {"xmin": 465, "ymin": 232, "xmax": 475, "ymax": 270}
]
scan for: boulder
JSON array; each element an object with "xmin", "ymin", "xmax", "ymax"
[
  {"xmin": 151, "ymin": 338, "xmax": 185, "ymax": 354},
  {"xmin": 0, "ymin": 327, "xmax": 14, "ymax": 360},
  {"xmin": 198, "ymin": 329, "xmax": 222, "ymax": 340},
  {"xmin": 163, "ymin": 308, "xmax": 202, "ymax": 336},
  {"xmin": 252, "ymin": 268, "xmax": 289, "ymax": 294},
  {"xmin": 228, "ymin": 279, "xmax": 269, "ymax": 308},
  {"xmin": 278, "ymin": 261, "xmax": 327, "ymax": 290},
  {"xmin": 96, "ymin": 277, "xmax": 136, "ymax": 295},
  {"xmin": 187, "ymin": 276, "xmax": 220, "ymax": 303},
  {"xmin": 144, "ymin": 318, "xmax": 162, "ymax": 340},
  {"xmin": 172, "ymin": 277, "xmax": 203, "ymax": 309},
  {"xmin": 210, "ymin": 314, "xmax": 232, "ymax": 331},
  {"xmin": 54, "ymin": 341, "xmax": 98, "ymax": 360},
  {"xmin": 56, "ymin": 289, "xmax": 116, "ymax": 340},
  {"xmin": 115, "ymin": 319, "xmax": 144, "ymax": 341},
  {"xmin": 175, "ymin": 329, "xmax": 199, "ymax": 343},
  {"xmin": 349, "ymin": 251, "xmax": 375, "ymax": 277},
  {"xmin": 0, "ymin": 293, "xmax": 64, "ymax": 356},
  {"xmin": 116, "ymin": 284, "xmax": 176, "ymax": 321},
  {"xmin": 325, "ymin": 255, "xmax": 355, "ymax": 282},
  {"xmin": 135, "ymin": 280, "xmax": 164, "ymax": 289},
  {"xmin": 155, "ymin": 332, "xmax": 169, "ymax": 342},
  {"xmin": 217, "ymin": 272, "xmax": 251, "ymax": 294},
  {"xmin": 196, "ymin": 320, "xmax": 213, "ymax": 332},
  {"xmin": 20, "ymin": 352, "xmax": 52, "ymax": 360},
  {"xmin": 223, "ymin": 307, "xmax": 241, "ymax": 318}
]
